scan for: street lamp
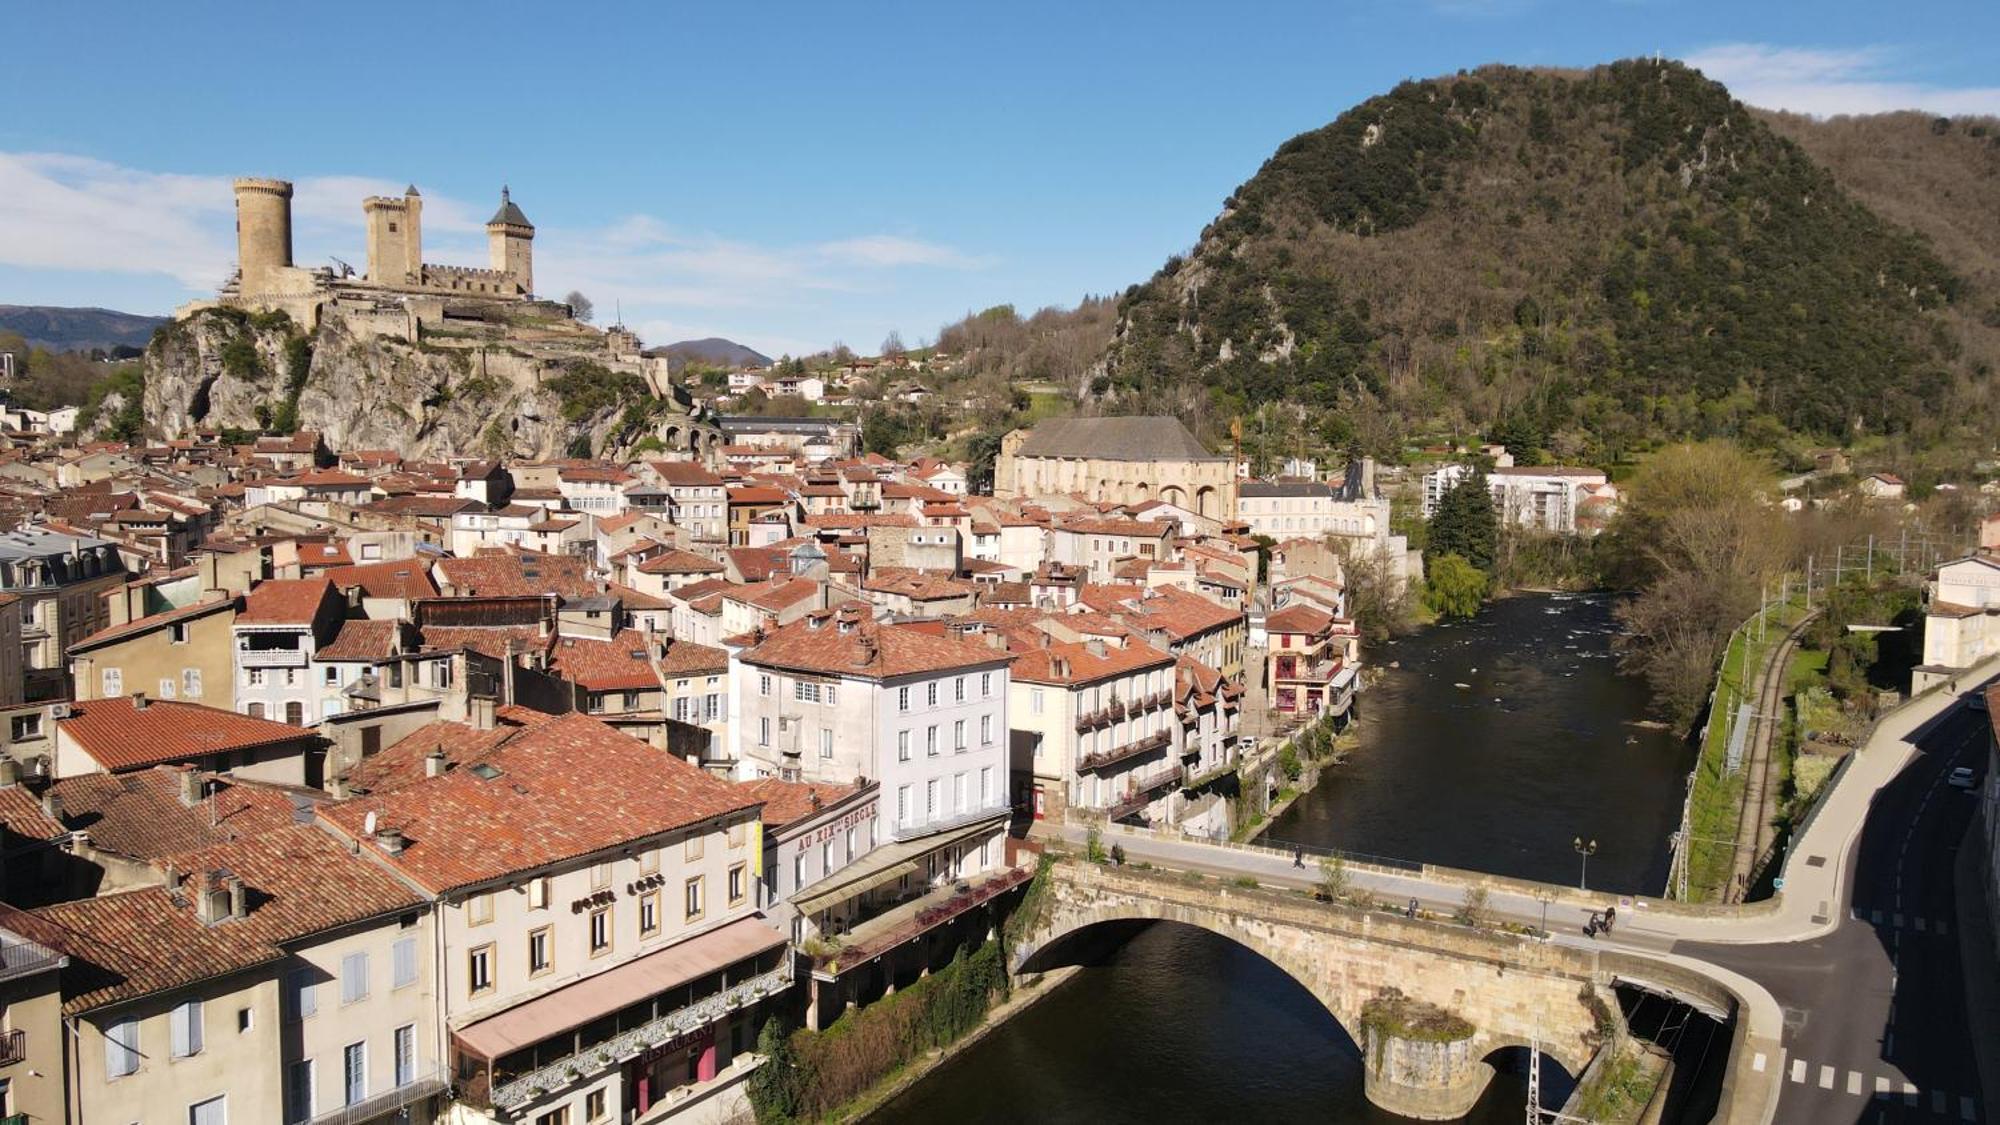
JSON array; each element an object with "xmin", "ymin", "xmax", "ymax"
[{"xmin": 1572, "ymin": 837, "xmax": 1598, "ymax": 892}]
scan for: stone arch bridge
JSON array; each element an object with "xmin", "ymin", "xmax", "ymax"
[{"xmin": 1011, "ymin": 862, "xmax": 1736, "ymax": 1119}]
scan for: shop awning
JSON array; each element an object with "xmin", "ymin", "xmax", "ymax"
[
  {"xmin": 787, "ymin": 815, "xmax": 1003, "ymax": 918},
  {"xmin": 793, "ymin": 860, "xmax": 919, "ymax": 917},
  {"xmin": 452, "ymin": 915, "xmax": 785, "ymax": 1060}
]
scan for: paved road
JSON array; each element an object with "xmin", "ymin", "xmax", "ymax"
[{"xmin": 1684, "ymin": 702, "xmax": 1990, "ymax": 1124}]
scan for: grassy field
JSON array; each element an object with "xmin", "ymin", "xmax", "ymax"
[{"xmin": 1681, "ymin": 596, "xmax": 1809, "ymax": 902}]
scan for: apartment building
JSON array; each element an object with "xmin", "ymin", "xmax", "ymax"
[
  {"xmin": 1045, "ymin": 518, "xmax": 1177, "ymax": 583},
  {"xmin": 1008, "ymin": 634, "xmax": 1179, "ymax": 824},
  {"xmin": 318, "ymin": 712, "xmax": 782, "ymax": 1125},
  {"xmin": 731, "ymin": 606, "xmax": 1012, "ymax": 849},
  {"xmin": 68, "ymin": 594, "xmax": 239, "ymax": 710},
  {"xmin": 649, "ymin": 462, "xmax": 728, "ymax": 546},
  {"xmin": 34, "ymin": 825, "xmax": 438, "ymax": 1125}
]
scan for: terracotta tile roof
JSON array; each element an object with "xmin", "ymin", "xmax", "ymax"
[
  {"xmin": 1266, "ymin": 603, "xmax": 1336, "ymax": 634},
  {"xmin": 434, "ymin": 552, "xmax": 599, "ymax": 598},
  {"xmin": 637, "ymin": 549, "xmax": 726, "ymax": 576},
  {"xmin": 1008, "ymin": 636, "xmax": 1174, "ymax": 686},
  {"xmin": 650, "ymin": 461, "xmax": 724, "ymax": 487},
  {"xmin": 318, "ymin": 713, "xmax": 761, "ymax": 894},
  {"xmin": 862, "ymin": 570, "xmax": 977, "ymax": 600},
  {"xmin": 549, "ymin": 630, "xmax": 666, "ymax": 692},
  {"xmin": 415, "ymin": 624, "xmax": 550, "ymax": 661},
  {"xmin": 323, "ymin": 559, "xmax": 439, "ymax": 600},
  {"xmin": 360, "ymin": 495, "xmax": 483, "ymax": 518},
  {"xmin": 728, "ymin": 546, "xmax": 788, "ymax": 581},
  {"xmin": 297, "ymin": 470, "xmax": 371, "ymax": 488},
  {"xmin": 1083, "ymin": 584, "xmax": 1242, "ymax": 641},
  {"xmin": 315, "ymin": 618, "xmax": 403, "ymax": 662},
  {"xmin": 297, "ymin": 541, "xmax": 354, "ymax": 567},
  {"xmin": 736, "ymin": 778, "xmax": 858, "ymax": 829},
  {"xmin": 606, "ymin": 581, "xmax": 671, "ymax": 610},
  {"xmin": 34, "ymin": 824, "xmax": 421, "ymax": 1014},
  {"xmin": 52, "ymin": 767, "xmax": 302, "ymax": 859},
  {"xmin": 733, "ymin": 576, "xmax": 822, "ymax": 613},
  {"xmin": 237, "ymin": 577, "xmax": 337, "ymax": 625},
  {"xmin": 69, "ymin": 596, "xmax": 237, "ymax": 653},
  {"xmin": 729, "ymin": 486, "xmax": 790, "ymax": 505},
  {"xmin": 343, "ymin": 719, "xmax": 529, "ymax": 795},
  {"xmin": 0, "ymin": 784, "xmax": 67, "ymax": 841},
  {"xmin": 558, "ymin": 465, "xmax": 633, "ymax": 484},
  {"xmin": 742, "ymin": 607, "xmax": 1011, "ymax": 680},
  {"xmin": 59, "ymin": 697, "xmax": 320, "ymax": 772},
  {"xmin": 1054, "ymin": 516, "xmax": 1169, "ymax": 537}
]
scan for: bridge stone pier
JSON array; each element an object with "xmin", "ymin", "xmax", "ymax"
[{"xmin": 1011, "ymin": 862, "xmax": 1619, "ymax": 1119}]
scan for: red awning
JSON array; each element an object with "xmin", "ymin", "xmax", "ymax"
[{"xmin": 452, "ymin": 915, "xmax": 785, "ymax": 1059}]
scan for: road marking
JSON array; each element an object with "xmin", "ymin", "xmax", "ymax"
[
  {"xmin": 1847, "ymin": 1070, "xmax": 1863, "ymax": 1095},
  {"xmin": 1821, "ymin": 1065, "xmax": 1837, "ymax": 1089},
  {"xmin": 1962, "ymin": 1094, "xmax": 1976, "ymax": 1120},
  {"xmin": 1791, "ymin": 1059, "xmax": 1807, "ymax": 1084},
  {"xmin": 1751, "ymin": 1051, "xmax": 1766, "ymax": 1073}
]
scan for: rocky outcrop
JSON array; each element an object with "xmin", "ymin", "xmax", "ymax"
[{"xmin": 138, "ymin": 306, "xmax": 710, "ymax": 459}]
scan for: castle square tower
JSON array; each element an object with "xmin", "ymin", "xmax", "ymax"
[
  {"xmin": 486, "ymin": 186, "xmax": 534, "ymax": 296},
  {"xmin": 363, "ymin": 184, "xmax": 424, "ymax": 286}
]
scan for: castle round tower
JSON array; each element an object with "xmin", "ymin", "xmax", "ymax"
[{"xmin": 232, "ymin": 178, "xmax": 294, "ymax": 296}]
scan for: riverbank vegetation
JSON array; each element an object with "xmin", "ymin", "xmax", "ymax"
[{"xmin": 748, "ymin": 941, "xmax": 1011, "ymax": 1124}]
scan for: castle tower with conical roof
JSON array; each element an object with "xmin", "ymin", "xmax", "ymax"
[{"xmin": 486, "ymin": 186, "xmax": 535, "ymax": 297}]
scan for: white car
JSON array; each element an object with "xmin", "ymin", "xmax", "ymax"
[{"xmin": 1949, "ymin": 767, "xmax": 1977, "ymax": 790}]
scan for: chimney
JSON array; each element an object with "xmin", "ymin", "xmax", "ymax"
[
  {"xmin": 327, "ymin": 775, "xmax": 353, "ymax": 800},
  {"xmin": 39, "ymin": 790, "xmax": 62, "ymax": 823},
  {"xmin": 195, "ymin": 871, "xmax": 227, "ymax": 924},
  {"xmin": 178, "ymin": 768, "xmax": 202, "ymax": 807},
  {"xmin": 227, "ymin": 874, "xmax": 247, "ymax": 920},
  {"xmin": 0, "ymin": 758, "xmax": 18, "ymax": 788},
  {"xmin": 162, "ymin": 860, "xmax": 179, "ymax": 895},
  {"xmin": 130, "ymin": 691, "xmax": 149, "ymax": 711},
  {"xmin": 470, "ymin": 696, "xmax": 496, "ymax": 732},
  {"xmin": 375, "ymin": 827, "xmax": 408, "ymax": 854},
  {"xmin": 1087, "ymin": 639, "xmax": 1108, "ymax": 659},
  {"xmin": 425, "ymin": 748, "xmax": 448, "ymax": 777}
]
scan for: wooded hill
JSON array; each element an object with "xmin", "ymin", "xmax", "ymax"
[{"xmin": 1095, "ymin": 60, "xmax": 1997, "ymax": 462}]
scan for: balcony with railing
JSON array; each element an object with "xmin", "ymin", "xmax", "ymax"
[
  {"xmin": 1076, "ymin": 729, "xmax": 1173, "ymax": 774},
  {"xmin": 0, "ymin": 1028, "xmax": 23, "ymax": 1067},
  {"xmin": 0, "ymin": 935, "xmax": 64, "ymax": 984},
  {"xmin": 306, "ymin": 1067, "xmax": 448, "ymax": 1125},
  {"xmin": 483, "ymin": 965, "xmax": 791, "ymax": 1112},
  {"xmin": 1103, "ymin": 763, "xmax": 1186, "ymax": 822},
  {"xmin": 238, "ymin": 645, "xmax": 308, "ymax": 668}
]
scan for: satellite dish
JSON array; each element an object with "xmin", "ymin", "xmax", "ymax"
[{"xmin": 364, "ymin": 811, "xmax": 378, "ymax": 836}]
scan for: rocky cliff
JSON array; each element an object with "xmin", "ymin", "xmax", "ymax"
[{"xmin": 135, "ymin": 306, "xmax": 704, "ymax": 459}]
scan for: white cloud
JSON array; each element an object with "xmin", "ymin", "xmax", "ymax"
[
  {"xmin": 0, "ymin": 150, "xmax": 986, "ymax": 354},
  {"xmin": 1682, "ymin": 43, "xmax": 2000, "ymax": 117}
]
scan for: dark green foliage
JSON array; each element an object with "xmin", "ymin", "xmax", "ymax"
[
  {"xmin": 75, "ymin": 365, "xmax": 145, "ymax": 441},
  {"xmin": 268, "ymin": 334, "xmax": 313, "ymax": 435},
  {"xmin": 219, "ymin": 333, "xmax": 263, "ymax": 382},
  {"xmin": 750, "ymin": 940, "xmax": 1010, "ymax": 1123},
  {"xmin": 1101, "ymin": 60, "xmax": 1977, "ymax": 450},
  {"xmin": 544, "ymin": 361, "xmax": 652, "ymax": 423},
  {"xmin": 1425, "ymin": 469, "xmax": 1498, "ymax": 573}
]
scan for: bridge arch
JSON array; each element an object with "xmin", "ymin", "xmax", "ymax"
[{"xmin": 1012, "ymin": 863, "xmax": 1604, "ymax": 1116}]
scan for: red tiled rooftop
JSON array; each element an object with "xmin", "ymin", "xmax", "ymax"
[
  {"xmin": 237, "ymin": 577, "xmax": 336, "ymax": 626},
  {"xmin": 318, "ymin": 713, "xmax": 760, "ymax": 894},
  {"xmin": 59, "ymin": 697, "xmax": 320, "ymax": 772}
]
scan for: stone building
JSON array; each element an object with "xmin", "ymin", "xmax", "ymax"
[{"xmin": 995, "ymin": 416, "xmax": 1238, "ymax": 519}]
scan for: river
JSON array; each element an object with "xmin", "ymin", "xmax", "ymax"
[
  {"xmin": 871, "ymin": 593, "xmax": 1686, "ymax": 1123},
  {"xmin": 1268, "ymin": 592, "xmax": 1689, "ymax": 893}
]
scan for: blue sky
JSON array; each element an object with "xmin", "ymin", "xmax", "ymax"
[{"xmin": 3, "ymin": 0, "xmax": 1997, "ymax": 357}]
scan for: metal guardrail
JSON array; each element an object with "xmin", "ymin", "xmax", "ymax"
[
  {"xmin": 0, "ymin": 1029, "xmax": 23, "ymax": 1066},
  {"xmin": 306, "ymin": 1068, "xmax": 448, "ymax": 1125},
  {"xmin": 488, "ymin": 966, "xmax": 790, "ymax": 1110}
]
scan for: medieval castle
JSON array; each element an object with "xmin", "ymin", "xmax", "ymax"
[{"xmin": 183, "ymin": 178, "xmax": 549, "ymax": 333}]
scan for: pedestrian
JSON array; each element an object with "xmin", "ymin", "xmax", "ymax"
[
  {"xmin": 1584, "ymin": 912, "xmax": 1600, "ymax": 938},
  {"xmin": 1293, "ymin": 844, "xmax": 1305, "ymax": 868},
  {"xmin": 1603, "ymin": 905, "xmax": 1616, "ymax": 933},
  {"xmin": 1407, "ymin": 897, "xmax": 1419, "ymax": 919},
  {"xmin": 1111, "ymin": 843, "xmax": 1126, "ymax": 867}
]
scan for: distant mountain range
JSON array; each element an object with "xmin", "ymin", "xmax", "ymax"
[
  {"xmin": 650, "ymin": 337, "xmax": 771, "ymax": 372},
  {"xmin": 0, "ymin": 306, "xmax": 168, "ymax": 353}
]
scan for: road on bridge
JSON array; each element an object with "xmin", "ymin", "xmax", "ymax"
[{"xmin": 1041, "ymin": 661, "xmax": 2000, "ymax": 1125}]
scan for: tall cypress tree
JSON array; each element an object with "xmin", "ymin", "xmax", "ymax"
[{"xmin": 1426, "ymin": 467, "xmax": 1499, "ymax": 574}]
